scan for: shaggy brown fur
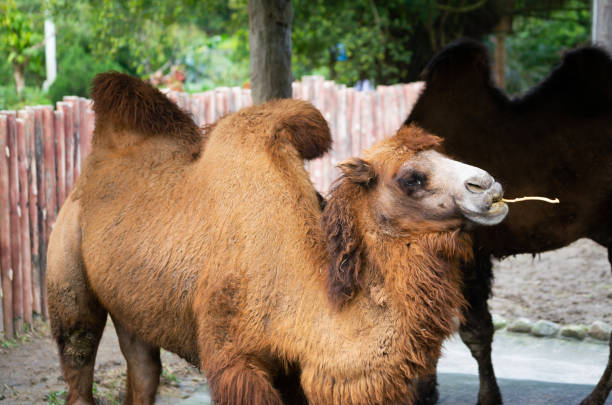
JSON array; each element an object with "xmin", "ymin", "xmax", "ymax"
[
  {"xmin": 406, "ymin": 39, "xmax": 612, "ymax": 405},
  {"xmin": 49, "ymin": 73, "xmax": 480, "ymax": 405},
  {"xmin": 91, "ymin": 72, "xmax": 202, "ymax": 152}
]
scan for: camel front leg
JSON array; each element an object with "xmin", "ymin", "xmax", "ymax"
[
  {"xmin": 459, "ymin": 249, "xmax": 502, "ymax": 405},
  {"xmin": 459, "ymin": 305, "xmax": 501, "ymax": 405},
  {"xmin": 414, "ymin": 372, "xmax": 439, "ymax": 405},
  {"xmin": 204, "ymin": 354, "xmax": 284, "ymax": 405}
]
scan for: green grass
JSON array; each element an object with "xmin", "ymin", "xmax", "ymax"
[
  {"xmin": 163, "ymin": 367, "xmax": 181, "ymax": 384},
  {"xmin": 45, "ymin": 389, "xmax": 66, "ymax": 404}
]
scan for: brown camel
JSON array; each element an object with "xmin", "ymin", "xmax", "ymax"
[
  {"xmin": 47, "ymin": 72, "xmax": 508, "ymax": 405},
  {"xmin": 405, "ymin": 39, "xmax": 612, "ymax": 405}
]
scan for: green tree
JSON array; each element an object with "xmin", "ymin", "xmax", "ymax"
[
  {"xmin": 0, "ymin": 0, "xmax": 44, "ymax": 95},
  {"xmin": 292, "ymin": 0, "xmax": 590, "ymax": 86},
  {"xmin": 505, "ymin": 0, "xmax": 591, "ymax": 93}
]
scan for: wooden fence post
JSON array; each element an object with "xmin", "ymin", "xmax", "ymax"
[
  {"xmin": 54, "ymin": 110, "xmax": 66, "ymax": 207},
  {"xmin": 5, "ymin": 112, "xmax": 24, "ymax": 336},
  {"xmin": 17, "ymin": 118, "xmax": 33, "ymax": 327},
  {"xmin": 33, "ymin": 107, "xmax": 47, "ymax": 320},
  {"xmin": 85, "ymin": 108, "xmax": 95, "ymax": 158},
  {"xmin": 21, "ymin": 109, "xmax": 41, "ymax": 316},
  {"xmin": 64, "ymin": 97, "xmax": 82, "ymax": 181},
  {"xmin": 78, "ymin": 98, "xmax": 90, "ymax": 169},
  {"xmin": 41, "ymin": 107, "xmax": 56, "ymax": 319},
  {"xmin": 204, "ymin": 91, "xmax": 216, "ymax": 124},
  {"xmin": 58, "ymin": 102, "xmax": 74, "ymax": 196},
  {"xmin": 0, "ymin": 114, "xmax": 14, "ymax": 338}
]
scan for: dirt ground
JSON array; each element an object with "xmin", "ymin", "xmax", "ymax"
[
  {"xmin": 490, "ymin": 238, "xmax": 611, "ymax": 325},
  {"xmin": 0, "ymin": 238, "xmax": 609, "ymax": 404}
]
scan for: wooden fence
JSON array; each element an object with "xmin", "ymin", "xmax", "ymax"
[{"xmin": 0, "ymin": 76, "xmax": 423, "ymax": 339}]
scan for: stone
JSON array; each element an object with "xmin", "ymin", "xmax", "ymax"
[
  {"xmin": 492, "ymin": 314, "xmax": 507, "ymax": 330},
  {"xmin": 560, "ymin": 324, "xmax": 588, "ymax": 340},
  {"xmin": 531, "ymin": 320, "xmax": 560, "ymax": 337},
  {"xmin": 507, "ymin": 317, "xmax": 533, "ymax": 333},
  {"xmin": 588, "ymin": 321, "xmax": 612, "ymax": 341}
]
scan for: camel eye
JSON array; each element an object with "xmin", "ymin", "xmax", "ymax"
[{"xmin": 398, "ymin": 171, "xmax": 427, "ymax": 193}]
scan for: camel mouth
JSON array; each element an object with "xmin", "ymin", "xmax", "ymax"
[{"xmin": 462, "ymin": 201, "xmax": 508, "ymax": 226}]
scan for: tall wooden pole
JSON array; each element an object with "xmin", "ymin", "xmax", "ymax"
[
  {"xmin": 593, "ymin": 0, "xmax": 612, "ymax": 51},
  {"xmin": 248, "ymin": 0, "xmax": 293, "ymax": 104}
]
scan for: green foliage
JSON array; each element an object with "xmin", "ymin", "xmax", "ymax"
[
  {"xmin": 0, "ymin": 85, "xmax": 51, "ymax": 110},
  {"xmin": 505, "ymin": 2, "xmax": 591, "ymax": 94},
  {"xmin": 293, "ymin": 0, "xmax": 396, "ymax": 86},
  {"xmin": 0, "ymin": 0, "xmax": 594, "ymax": 107},
  {"xmin": 0, "ymin": 0, "xmax": 43, "ymax": 65},
  {"xmin": 47, "ymin": 43, "xmax": 124, "ymax": 104},
  {"xmin": 0, "ymin": 0, "xmax": 45, "ymax": 91}
]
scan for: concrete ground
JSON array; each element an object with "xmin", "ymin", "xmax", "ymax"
[
  {"xmin": 437, "ymin": 331, "xmax": 611, "ymax": 404},
  {"xmin": 179, "ymin": 331, "xmax": 612, "ymax": 404}
]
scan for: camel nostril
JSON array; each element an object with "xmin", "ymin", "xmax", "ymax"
[
  {"xmin": 466, "ymin": 182, "xmax": 485, "ymax": 193},
  {"xmin": 465, "ymin": 175, "xmax": 494, "ymax": 194}
]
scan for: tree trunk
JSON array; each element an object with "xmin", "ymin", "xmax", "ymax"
[
  {"xmin": 493, "ymin": 16, "xmax": 511, "ymax": 90},
  {"xmin": 593, "ymin": 0, "xmax": 612, "ymax": 51},
  {"xmin": 13, "ymin": 62, "xmax": 26, "ymax": 96},
  {"xmin": 248, "ymin": 0, "xmax": 293, "ymax": 104}
]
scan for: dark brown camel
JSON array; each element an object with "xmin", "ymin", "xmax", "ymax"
[
  {"xmin": 47, "ymin": 72, "xmax": 509, "ymax": 405},
  {"xmin": 405, "ymin": 39, "xmax": 612, "ymax": 405}
]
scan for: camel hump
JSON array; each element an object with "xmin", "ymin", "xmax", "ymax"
[
  {"xmin": 422, "ymin": 38, "xmax": 491, "ymax": 85},
  {"xmin": 266, "ymin": 99, "xmax": 332, "ymax": 160},
  {"xmin": 90, "ymin": 71, "xmax": 201, "ymax": 147}
]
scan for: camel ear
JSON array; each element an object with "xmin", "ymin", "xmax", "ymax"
[
  {"xmin": 338, "ymin": 158, "xmax": 377, "ymax": 187},
  {"xmin": 321, "ymin": 185, "xmax": 364, "ymax": 307}
]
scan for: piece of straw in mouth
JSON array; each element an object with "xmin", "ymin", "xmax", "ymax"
[{"xmin": 502, "ymin": 196, "xmax": 560, "ymax": 204}]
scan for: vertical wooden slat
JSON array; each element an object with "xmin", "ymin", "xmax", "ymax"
[
  {"xmin": 204, "ymin": 91, "xmax": 216, "ymax": 124},
  {"xmin": 41, "ymin": 107, "xmax": 56, "ymax": 319},
  {"xmin": 85, "ymin": 108, "xmax": 95, "ymax": 157},
  {"xmin": 190, "ymin": 95, "xmax": 202, "ymax": 126},
  {"xmin": 33, "ymin": 107, "xmax": 47, "ymax": 320},
  {"xmin": 387, "ymin": 86, "xmax": 400, "ymax": 135},
  {"xmin": 232, "ymin": 87, "xmax": 243, "ymax": 112},
  {"xmin": 334, "ymin": 85, "xmax": 350, "ymax": 169},
  {"xmin": 54, "ymin": 110, "xmax": 66, "ymax": 207},
  {"xmin": 0, "ymin": 114, "xmax": 14, "ymax": 338},
  {"xmin": 394, "ymin": 85, "xmax": 406, "ymax": 131},
  {"xmin": 59, "ymin": 102, "xmax": 74, "ymax": 195},
  {"xmin": 16, "ymin": 118, "xmax": 33, "ymax": 326},
  {"xmin": 350, "ymin": 90, "xmax": 361, "ymax": 156},
  {"xmin": 43, "ymin": 107, "xmax": 57, "ymax": 231},
  {"xmin": 78, "ymin": 98, "xmax": 90, "ymax": 164},
  {"xmin": 5, "ymin": 112, "xmax": 23, "ymax": 335},
  {"xmin": 292, "ymin": 81, "xmax": 301, "ymax": 99},
  {"xmin": 361, "ymin": 92, "xmax": 375, "ymax": 150},
  {"xmin": 22, "ymin": 109, "xmax": 41, "ymax": 316},
  {"xmin": 66, "ymin": 97, "xmax": 82, "ymax": 181},
  {"xmin": 373, "ymin": 90, "xmax": 383, "ymax": 142},
  {"xmin": 215, "ymin": 88, "xmax": 229, "ymax": 117},
  {"xmin": 242, "ymin": 89, "xmax": 252, "ymax": 108}
]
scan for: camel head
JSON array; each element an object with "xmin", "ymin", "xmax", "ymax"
[
  {"xmin": 322, "ymin": 124, "xmax": 507, "ymax": 306},
  {"xmin": 340, "ymin": 124, "xmax": 507, "ymax": 232}
]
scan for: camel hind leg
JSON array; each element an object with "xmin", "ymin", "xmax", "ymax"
[
  {"xmin": 113, "ymin": 318, "xmax": 162, "ymax": 405},
  {"xmin": 579, "ymin": 244, "xmax": 612, "ymax": 405},
  {"xmin": 47, "ymin": 198, "xmax": 107, "ymax": 404}
]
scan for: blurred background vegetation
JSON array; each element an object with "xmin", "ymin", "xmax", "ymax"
[{"xmin": 0, "ymin": 0, "xmax": 591, "ymax": 110}]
